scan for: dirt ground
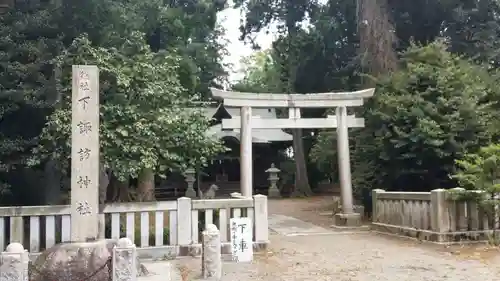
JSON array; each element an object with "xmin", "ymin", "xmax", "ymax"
[
  {"xmin": 142, "ymin": 195, "xmax": 500, "ymax": 281},
  {"xmin": 267, "ymin": 195, "xmax": 500, "ymax": 263},
  {"xmin": 268, "ymin": 196, "xmax": 337, "ymax": 228},
  {"xmin": 167, "ymin": 196, "xmax": 500, "ymax": 281}
]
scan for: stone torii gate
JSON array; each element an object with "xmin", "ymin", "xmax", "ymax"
[{"xmin": 210, "ymin": 88, "xmax": 375, "ymax": 227}]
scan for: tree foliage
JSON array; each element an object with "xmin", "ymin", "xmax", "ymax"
[
  {"xmin": 0, "ymin": 0, "xmax": 228, "ymax": 198},
  {"xmin": 232, "ymin": 50, "xmax": 282, "ymax": 93},
  {"xmin": 29, "ymin": 33, "xmax": 223, "ymax": 181},
  {"xmin": 314, "ymin": 42, "xmax": 499, "ymax": 192},
  {"xmin": 233, "ymin": 0, "xmax": 500, "ymax": 200},
  {"xmin": 453, "ymin": 144, "xmax": 500, "ymax": 194},
  {"xmin": 452, "ymin": 144, "xmax": 500, "ymax": 237}
]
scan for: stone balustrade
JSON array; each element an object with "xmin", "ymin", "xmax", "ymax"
[
  {"xmin": 372, "ymin": 188, "xmax": 496, "ymax": 242},
  {"xmin": 0, "ymin": 195, "xmax": 268, "ymax": 259}
]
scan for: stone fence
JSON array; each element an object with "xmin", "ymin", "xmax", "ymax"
[
  {"xmin": 0, "ymin": 195, "xmax": 268, "ymax": 259},
  {"xmin": 371, "ymin": 188, "xmax": 497, "ymax": 242}
]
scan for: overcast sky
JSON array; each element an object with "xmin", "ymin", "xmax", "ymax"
[{"xmin": 216, "ymin": 3, "xmax": 278, "ymax": 82}]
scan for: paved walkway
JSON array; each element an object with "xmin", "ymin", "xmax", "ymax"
[
  {"xmin": 141, "ymin": 197, "xmax": 500, "ymax": 281},
  {"xmin": 268, "ymin": 214, "xmax": 335, "ymax": 236}
]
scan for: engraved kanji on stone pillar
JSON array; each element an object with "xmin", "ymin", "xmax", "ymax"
[{"xmin": 71, "ymin": 65, "xmax": 100, "ymax": 242}]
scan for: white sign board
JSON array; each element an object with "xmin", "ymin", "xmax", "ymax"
[{"xmin": 230, "ymin": 217, "xmax": 253, "ymax": 262}]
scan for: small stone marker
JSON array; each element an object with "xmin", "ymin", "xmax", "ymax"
[
  {"xmin": 229, "ymin": 217, "xmax": 253, "ymax": 262},
  {"xmin": 71, "ymin": 65, "xmax": 100, "ymax": 242},
  {"xmin": 0, "ymin": 243, "xmax": 29, "ymax": 281},
  {"xmin": 112, "ymin": 238, "xmax": 138, "ymax": 281},
  {"xmin": 202, "ymin": 224, "xmax": 222, "ymax": 280}
]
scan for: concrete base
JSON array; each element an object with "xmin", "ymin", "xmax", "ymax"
[
  {"xmin": 334, "ymin": 213, "xmax": 362, "ymax": 227},
  {"xmin": 371, "ymin": 222, "xmax": 493, "ymax": 244},
  {"xmin": 268, "ymin": 187, "xmax": 282, "ymax": 198}
]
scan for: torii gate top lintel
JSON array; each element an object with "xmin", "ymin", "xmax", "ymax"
[{"xmin": 209, "ymin": 87, "xmax": 375, "ymax": 108}]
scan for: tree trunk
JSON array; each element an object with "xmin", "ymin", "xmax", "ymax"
[
  {"xmin": 98, "ymin": 164, "xmax": 109, "ymax": 205},
  {"xmin": 357, "ymin": 0, "xmax": 398, "ymax": 78},
  {"xmin": 137, "ymin": 168, "xmax": 155, "ymax": 201},
  {"xmin": 118, "ymin": 178, "xmax": 131, "ymax": 201},
  {"xmin": 43, "ymin": 159, "xmax": 63, "ymax": 205},
  {"xmin": 98, "ymin": 164, "xmax": 109, "ymax": 239},
  {"xmin": 290, "ymin": 129, "xmax": 313, "ymax": 197},
  {"xmin": 284, "ymin": 11, "xmax": 312, "ymax": 197},
  {"xmin": 109, "ymin": 173, "xmax": 132, "ymax": 202}
]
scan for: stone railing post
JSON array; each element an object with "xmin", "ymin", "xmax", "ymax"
[
  {"xmin": 430, "ymin": 189, "xmax": 449, "ymax": 239},
  {"xmin": 0, "ymin": 243, "xmax": 29, "ymax": 281},
  {"xmin": 253, "ymin": 195, "xmax": 269, "ymax": 244},
  {"xmin": 177, "ymin": 197, "xmax": 193, "ymax": 245},
  {"xmin": 449, "ymin": 187, "xmax": 468, "ymax": 231},
  {"xmin": 230, "ymin": 192, "xmax": 245, "ymax": 199},
  {"xmin": 112, "ymin": 237, "xmax": 137, "ymax": 281},
  {"xmin": 371, "ymin": 189, "xmax": 385, "ymax": 222},
  {"xmin": 202, "ymin": 224, "xmax": 222, "ymax": 281}
]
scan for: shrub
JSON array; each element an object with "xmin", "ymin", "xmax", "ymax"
[{"xmin": 312, "ymin": 41, "xmax": 499, "ymax": 194}]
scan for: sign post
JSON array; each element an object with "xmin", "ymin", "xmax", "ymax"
[
  {"xmin": 70, "ymin": 65, "xmax": 100, "ymax": 242},
  {"xmin": 230, "ymin": 217, "xmax": 253, "ymax": 262}
]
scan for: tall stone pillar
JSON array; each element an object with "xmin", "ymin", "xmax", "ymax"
[
  {"xmin": 335, "ymin": 106, "xmax": 361, "ymax": 227},
  {"xmin": 240, "ymin": 106, "xmax": 253, "ymax": 197}
]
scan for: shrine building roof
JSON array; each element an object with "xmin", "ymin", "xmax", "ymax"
[{"xmin": 202, "ymin": 104, "xmax": 293, "ymax": 143}]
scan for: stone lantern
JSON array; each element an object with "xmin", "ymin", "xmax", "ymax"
[
  {"xmin": 184, "ymin": 168, "xmax": 197, "ymax": 198},
  {"xmin": 265, "ymin": 163, "xmax": 281, "ymax": 198}
]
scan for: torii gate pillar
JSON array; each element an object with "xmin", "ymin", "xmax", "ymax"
[
  {"xmin": 239, "ymin": 106, "xmax": 253, "ymax": 197},
  {"xmin": 211, "ymin": 88, "xmax": 375, "ymax": 227}
]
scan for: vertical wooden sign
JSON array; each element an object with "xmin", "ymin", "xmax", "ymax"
[
  {"xmin": 70, "ymin": 65, "xmax": 100, "ymax": 242},
  {"xmin": 230, "ymin": 217, "xmax": 253, "ymax": 262}
]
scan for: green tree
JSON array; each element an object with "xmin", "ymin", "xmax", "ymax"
[
  {"xmin": 454, "ymin": 144, "xmax": 500, "ymax": 193},
  {"xmin": 233, "ymin": 50, "xmax": 282, "ymax": 93},
  {"xmin": 30, "ymin": 33, "xmax": 223, "ymax": 201},
  {"xmin": 314, "ymin": 41, "xmax": 499, "ymax": 194},
  {"xmin": 232, "ymin": 0, "xmax": 500, "ymax": 203},
  {"xmin": 234, "ymin": 0, "xmax": 325, "ymax": 196},
  {"xmin": 0, "ymin": 0, "xmax": 228, "ymax": 202},
  {"xmin": 452, "ymin": 144, "xmax": 500, "ymax": 241}
]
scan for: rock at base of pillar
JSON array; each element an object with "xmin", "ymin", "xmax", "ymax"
[
  {"xmin": 30, "ymin": 239, "xmax": 148, "ymax": 281},
  {"xmin": 267, "ymin": 187, "xmax": 281, "ymax": 198},
  {"xmin": 334, "ymin": 212, "xmax": 362, "ymax": 227}
]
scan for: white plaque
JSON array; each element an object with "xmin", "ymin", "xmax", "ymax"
[
  {"xmin": 70, "ymin": 65, "xmax": 100, "ymax": 242},
  {"xmin": 230, "ymin": 217, "xmax": 253, "ymax": 262}
]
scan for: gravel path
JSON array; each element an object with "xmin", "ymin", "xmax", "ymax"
[
  {"xmin": 170, "ymin": 231, "xmax": 500, "ymax": 281},
  {"xmin": 145, "ymin": 196, "xmax": 500, "ymax": 281}
]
